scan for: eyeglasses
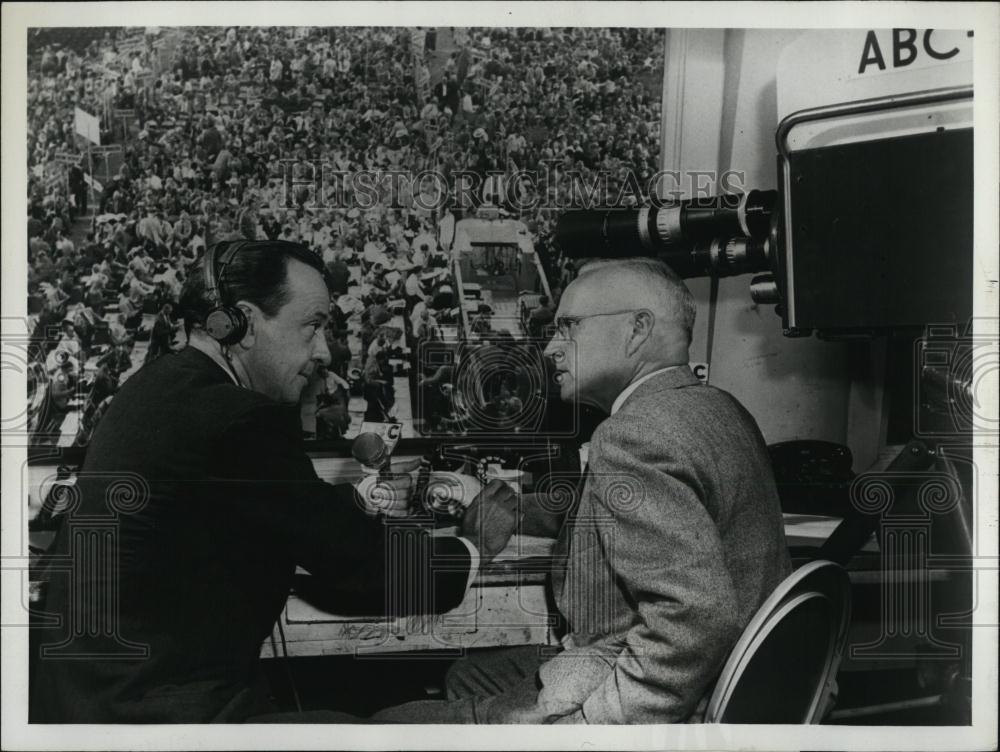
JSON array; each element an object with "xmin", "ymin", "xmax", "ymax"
[{"xmin": 553, "ymin": 309, "xmax": 646, "ymax": 340}]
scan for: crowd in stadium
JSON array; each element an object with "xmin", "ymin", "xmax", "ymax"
[{"xmin": 25, "ymin": 25, "xmax": 664, "ymax": 446}]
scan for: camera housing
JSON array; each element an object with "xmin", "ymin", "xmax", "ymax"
[{"xmin": 553, "ymin": 86, "xmax": 974, "ymax": 341}]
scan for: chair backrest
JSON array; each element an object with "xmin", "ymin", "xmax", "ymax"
[{"xmin": 705, "ymin": 560, "xmax": 851, "ymax": 724}]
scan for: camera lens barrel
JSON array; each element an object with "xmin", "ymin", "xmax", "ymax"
[{"xmin": 554, "ymin": 190, "xmax": 777, "ymax": 278}]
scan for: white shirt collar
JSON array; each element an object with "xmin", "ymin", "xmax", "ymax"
[{"xmin": 611, "ymin": 365, "xmax": 682, "ymax": 416}]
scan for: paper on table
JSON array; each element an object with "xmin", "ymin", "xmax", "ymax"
[
  {"xmin": 491, "ymin": 534, "xmax": 557, "ymax": 562},
  {"xmin": 434, "ymin": 530, "xmax": 556, "ymax": 562}
]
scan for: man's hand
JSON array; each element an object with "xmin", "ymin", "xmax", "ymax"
[
  {"xmin": 390, "ymin": 456, "xmax": 424, "ymax": 474},
  {"xmin": 354, "ymin": 468, "xmax": 415, "ymax": 517},
  {"xmin": 425, "ymin": 471, "xmax": 483, "ymax": 510},
  {"xmin": 518, "ymin": 492, "xmax": 566, "ymax": 539},
  {"xmin": 460, "ymin": 479, "xmax": 518, "ymax": 564}
]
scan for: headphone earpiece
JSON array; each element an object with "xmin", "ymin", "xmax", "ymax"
[
  {"xmin": 203, "ymin": 240, "xmax": 250, "ymax": 345},
  {"xmin": 204, "ymin": 304, "xmax": 248, "ymax": 345}
]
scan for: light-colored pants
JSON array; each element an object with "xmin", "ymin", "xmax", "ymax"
[
  {"xmin": 373, "ymin": 644, "xmax": 604, "ymax": 724},
  {"xmin": 373, "ymin": 645, "xmax": 563, "ymax": 724}
]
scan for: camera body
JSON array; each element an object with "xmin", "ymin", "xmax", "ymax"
[{"xmin": 554, "ymin": 30, "xmax": 974, "ymax": 341}]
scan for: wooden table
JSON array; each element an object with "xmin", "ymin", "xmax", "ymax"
[
  {"xmin": 260, "ymin": 518, "xmax": 882, "ymax": 660},
  {"xmin": 261, "ymin": 542, "xmax": 556, "ymax": 658}
]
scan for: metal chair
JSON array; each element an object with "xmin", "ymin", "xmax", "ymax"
[{"xmin": 705, "ymin": 560, "xmax": 851, "ymax": 723}]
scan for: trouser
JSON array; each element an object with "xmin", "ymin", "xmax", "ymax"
[
  {"xmin": 445, "ymin": 645, "xmax": 546, "ymax": 701},
  {"xmin": 372, "ymin": 645, "xmax": 556, "ymax": 724},
  {"xmin": 220, "ymin": 673, "xmax": 364, "ymax": 723}
]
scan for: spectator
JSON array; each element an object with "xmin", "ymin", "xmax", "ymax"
[
  {"xmin": 325, "ymin": 252, "xmax": 351, "ymax": 296},
  {"xmin": 144, "ymin": 302, "xmax": 179, "ymax": 364},
  {"xmin": 31, "ymin": 356, "xmax": 77, "ymax": 446},
  {"xmin": 325, "ymin": 328, "xmax": 353, "ymax": 379},
  {"xmin": 417, "ymin": 362, "xmax": 454, "ymax": 432},
  {"xmin": 198, "ymin": 115, "xmax": 223, "ymax": 160},
  {"xmin": 528, "ymin": 295, "xmax": 554, "ymax": 338},
  {"xmin": 68, "ymin": 159, "xmax": 88, "ymax": 216},
  {"xmin": 410, "ymin": 294, "xmax": 433, "ymax": 333},
  {"xmin": 315, "ymin": 365, "xmax": 352, "ymax": 439},
  {"xmin": 404, "ymin": 265, "xmax": 425, "ymax": 309},
  {"xmin": 470, "ymin": 303, "xmax": 493, "ymax": 336},
  {"xmin": 414, "ymin": 308, "xmax": 438, "ymax": 343},
  {"xmin": 25, "ymin": 25, "xmax": 665, "ymax": 445},
  {"xmin": 362, "ymin": 349, "xmax": 393, "ymax": 422}
]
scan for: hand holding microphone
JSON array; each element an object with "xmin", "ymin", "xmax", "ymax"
[
  {"xmin": 355, "ymin": 472, "xmax": 415, "ymax": 517},
  {"xmin": 353, "ymin": 432, "xmax": 415, "ymax": 517},
  {"xmin": 352, "ymin": 432, "xmax": 392, "ymax": 476}
]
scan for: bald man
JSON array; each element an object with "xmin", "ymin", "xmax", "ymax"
[{"xmin": 376, "ymin": 258, "xmax": 790, "ymax": 725}]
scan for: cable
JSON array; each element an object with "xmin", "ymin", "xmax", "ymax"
[{"xmin": 275, "ymin": 617, "xmax": 303, "ymax": 713}]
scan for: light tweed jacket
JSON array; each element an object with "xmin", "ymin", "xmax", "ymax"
[{"xmin": 538, "ymin": 365, "xmax": 791, "ymax": 724}]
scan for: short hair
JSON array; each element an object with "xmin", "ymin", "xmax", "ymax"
[
  {"xmin": 578, "ymin": 257, "xmax": 696, "ymax": 344},
  {"xmin": 178, "ymin": 240, "xmax": 330, "ymax": 336}
]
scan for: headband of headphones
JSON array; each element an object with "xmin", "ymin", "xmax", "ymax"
[
  {"xmin": 201, "ymin": 239, "xmax": 322, "ymax": 345},
  {"xmin": 202, "ymin": 239, "xmax": 325, "ymax": 308},
  {"xmin": 203, "ymin": 239, "xmax": 246, "ymax": 310}
]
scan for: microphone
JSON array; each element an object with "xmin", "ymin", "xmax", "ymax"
[{"xmin": 352, "ymin": 432, "xmax": 392, "ymax": 477}]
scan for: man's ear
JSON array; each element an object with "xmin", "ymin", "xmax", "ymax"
[
  {"xmin": 625, "ymin": 309, "xmax": 655, "ymax": 357},
  {"xmin": 235, "ymin": 302, "xmax": 257, "ymax": 348}
]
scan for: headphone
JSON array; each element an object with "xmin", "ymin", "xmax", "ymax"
[
  {"xmin": 201, "ymin": 239, "xmax": 328, "ymax": 346},
  {"xmin": 202, "ymin": 239, "xmax": 253, "ymax": 346}
]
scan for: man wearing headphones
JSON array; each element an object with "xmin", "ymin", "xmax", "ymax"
[{"xmin": 32, "ymin": 240, "xmax": 518, "ymax": 723}]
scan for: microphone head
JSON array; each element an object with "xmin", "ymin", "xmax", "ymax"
[{"xmin": 352, "ymin": 432, "xmax": 388, "ymax": 469}]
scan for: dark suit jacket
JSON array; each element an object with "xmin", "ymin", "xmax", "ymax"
[
  {"xmin": 32, "ymin": 347, "xmax": 472, "ymax": 723},
  {"xmin": 538, "ymin": 366, "xmax": 791, "ymax": 723}
]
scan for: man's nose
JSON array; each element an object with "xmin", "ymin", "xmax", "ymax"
[{"xmin": 313, "ymin": 330, "xmax": 332, "ymax": 366}]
